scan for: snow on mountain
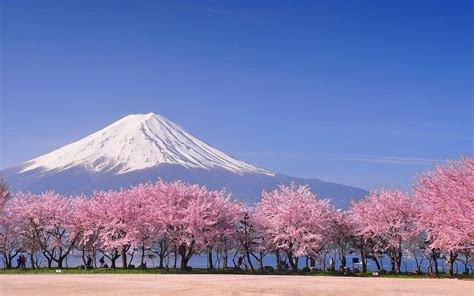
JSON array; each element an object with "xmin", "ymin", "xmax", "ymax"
[
  {"xmin": 19, "ymin": 113, "xmax": 274, "ymax": 176},
  {"xmin": 2, "ymin": 113, "xmax": 368, "ymax": 209}
]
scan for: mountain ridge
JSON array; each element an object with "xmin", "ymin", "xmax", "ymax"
[
  {"xmin": 19, "ymin": 113, "xmax": 273, "ymax": 176},
  {"xmin": 1, "ymin": 113, "xmax": 367, "ymax": 209}
]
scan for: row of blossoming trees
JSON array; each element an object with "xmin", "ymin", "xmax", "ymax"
[{"xmin": 0, "ymin": 157, "xmax": 472, "ymax": 275}]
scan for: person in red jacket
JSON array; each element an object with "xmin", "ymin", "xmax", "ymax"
[{"xmin": 20, "ymin": 255, "xmax": 27, "ymax": 269}]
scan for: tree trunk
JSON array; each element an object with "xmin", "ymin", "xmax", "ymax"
[
  {"xmin": 178, "ymin": 243, "xmax": 195, "ymax": 270},
  {"xmin": 57, "ymin": 258, "xmax": 63, "ymax": 269},
  {"xmin": 179, "ymin": 246, "xmax": 189, "ymax": 270},
  {"xmin": 389, "ymin": 253, "xmax": 396, "ymax": 272},
  {"xmin": 395, "ymin": 261, "xmax": 400, "ymax": 273},
  {"xmin": 245, "ymin": 251, "xmax": 255, "ymax": 271},
  {"xmin": 287, "ymin": 252, "xmax": 298, "ymax": 272},
  {"xmin": 3, "ymin": 254, "xmax": 12, "ymax": 269},
  {"xmin": 93, "ymin": 250, "xmax": 98, "ymax": 269},
  {"xmin": 173, "ymin": 251, "xmax": 177, "ymax": 269},
  {"xmin": 361, "ymin": 256, "xmax": 367, "ymax": 273},
  {"xmin": 448, "ymin": 251, "xmax": 457, "ymax": 276},
  {"xmin": 208, "ymin": 247, "xmax": 214, "ymax": 269},
  {"xmin": 111, "ymin": 257, "xmax": 117, "ymax": 269},
  {"xmin": 395, "ymin": 249, "xmax": 402, "ymax": 274},
  {"xmin": 276, "ymin": 249, "xmax": 281, "ymax": 271},
  {"xmin": 360, "ymin": 245, "xmax": 367, "ymax": 273},
  {"xmin": 398, "ymin": 250, "xmax": 402, "ymax": 271},
  {"xmin": 340, "ymin": 255, "xmax": 347, "ymax": 268},
  {"xmin": 81, "ymin": 248, "xmax": 87, "ymax": 267},
  {"xmin": 372, "ymin": 257, "xmax": 381, "ymax": 271},
  {"xmin": 258, "ymin": 256, "xmax": 263, "ymax": 271},
  {"xmin": 140, "ymin": 246, "xmax": 145, "ymax": 268},
  {"xmin": 121, "ymin": 246, "xmax": 128, "ymax": 269},
  {"xmin": 159, "ymin": 255, "xmax": 164, "ymax": 269},
  {"xmin": 30, "ymin": 253, "xmax": 36, "ymax": 269},
  {"xmin": 432, "ymin": 249, "xmax": 439, "ymax": 274},
  {"xmin": 180, "ymin": 255, "xmax": 189, "ymax": 270},
  {"xmin": 128, "ymin": 251, "xmax": 135, "ymax": 267},
  {"xmin": 223, "ymin": 247, "xmax": 228, "ymax": 271}
]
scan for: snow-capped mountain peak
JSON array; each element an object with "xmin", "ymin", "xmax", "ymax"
[{"xmin": 19, "ymin": 113, "xmax": 274, "ymax": 176}]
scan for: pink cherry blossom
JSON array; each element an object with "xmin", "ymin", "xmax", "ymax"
[
  {"xmin": 0, "ymin": 179, "xmax": 9, "ymax": 209},
  {"xmin": 10, "ymin": 191, "xmax": 80, "ymax": 268},
  {"xmin": 412, "ymin": 156, "xmax": 474, "ymax": 275},
  {"xmin": 0, "ymin": 201, "xmax": 22, "ymax": 268},
  {"xmin": 151, "ymin": 180, "xmax": 237, "ymax": 269},
  {"xmin": 255, "ymin": 183, "xmax": 334, "ymax": 271},
  {"xmin": 233, "ymin": 202, "xmax": 271, "ymax": 271},
  {"xmin": 350, "ymin": 188, "xmax": 420, "ymax": 273}
]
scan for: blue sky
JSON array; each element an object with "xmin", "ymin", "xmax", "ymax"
[{"xmin": 0, "ymin": 0, "xmax": 472, "ymax": 190}]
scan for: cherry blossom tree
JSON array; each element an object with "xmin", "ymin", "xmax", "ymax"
[
  {"xmin": 256, "ymin": 183, "xmax": 334, "ymax": 271},
  {"xmin": 74, "ymin": 197, "xmax": 102, "ymax": 268},
  {"xmin": 0, "ymin": 200, "xmax": 22, "ymax": 268},
  {"xmin": 128, "ymin": 183, "xmax": 161, "ymax": 268},
  {"xmin": 143, "ymin": 181, "xmax": 174, "ymax": 268},
  {"xmin": 413, "ymin": 156, "xmax": 474, "ymax": 275},
  {"xmin": 202, "ymin": 192, "xmax": 239, "ymax": 270},
  {"xmin": 151, "ymin": 231, "xmax": 174, "ymax": 269},
  {"xmin": 349, "ymin": 230, "xmax": 379, "ymax": 273},
  {"xmin": 351, "ymin": 189, "xmax": 419, "ymax": 273},
  {"xmin": 153, "ymin": 181, "xmax": 236, "ymax": 270},
  {"xmin": 5, "ymin": 193, "xmax": 40, "ymax": 268},
  {"xmin": 3, "ymin": 156, "xmax": 469, "ymax": 274},
  {"xmin": 89, "ymin": 188, "xmax": 142, "ymax": 269},
  {"xmin": 233, "ymin": 202, "xmax": 271, "ymax": 271},
  {"xmin": 11, "ymin": 191, "xmax": 80, "ymax": 268},
  {"xmin": 406, "ymin": 231, "xmax": 429, "ymax": 274},
  {"xmin": 328, "ymin": 210, "xmax": 354, "ymax": 270},
  {"xmin": 0, "ymin": 179, "xmax": 9, "ymax": 210}
]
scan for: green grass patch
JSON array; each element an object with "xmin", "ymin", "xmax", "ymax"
[{"xmin": 0, "ymin": 268, "xmax": 472, "ymax": 280}]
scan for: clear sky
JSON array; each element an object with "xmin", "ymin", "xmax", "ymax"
[{"xmin": 0, "ymin": 0, "xmax": 472, "ymax": 190}]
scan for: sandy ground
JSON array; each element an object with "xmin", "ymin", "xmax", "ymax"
[{"xmin": 1, "ymin": 274, "xmax": 473, "ymax": 296}]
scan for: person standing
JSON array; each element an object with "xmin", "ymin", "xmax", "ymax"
[
  {"xmin": 237, "ymin": 256, "xmax": 243, "ymax": 269},
  {"xmin": 329, "ymin": 257, "xmax": 335, "ymax": 272},
  {"xmin": 86, "ymin": 256, "xmax": 93, "ymax": 269},
  {"xmin": 20, "ymin": 255, "xmax": 27, "ymax": 269},
  {"xmin": 99, "ymin": 256, "xmax": 105, "ymax": 268}
]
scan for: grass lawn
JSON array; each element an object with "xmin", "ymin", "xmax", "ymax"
[{"xmin": 1, "ymin": 267, "xmax": 472, "ymax": 280}]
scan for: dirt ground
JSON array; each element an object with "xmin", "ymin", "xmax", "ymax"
[{"xmin": 1, "ymin": 274, "xmax": 472, "ymax": 296}]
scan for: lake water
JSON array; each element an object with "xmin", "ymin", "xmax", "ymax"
[{"xmin": 2, "ymin": 251, "xmax": 470, "ymax": 274}]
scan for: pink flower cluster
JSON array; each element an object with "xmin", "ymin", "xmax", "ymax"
[{"xmin": 0, "ymin": 157, "xmax": 472, "ymax": 275}]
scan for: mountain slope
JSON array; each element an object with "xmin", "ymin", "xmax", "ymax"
[
  {"xmin": 1, "ymin": 113, "xmax": 367, "ymax": 209},
  {"xmin": 19, "ymin": 113, "xmax": 273, "ymax": 176}
]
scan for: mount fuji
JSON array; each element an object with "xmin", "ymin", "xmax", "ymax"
[{"xmin": 1, "ymin": 113, "xmax": 367, "ymax": 209}]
